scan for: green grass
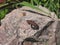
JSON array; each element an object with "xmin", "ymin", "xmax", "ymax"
[{"xmin": 0, "ymin": 8, "xmax": 8, "ymax": 20}]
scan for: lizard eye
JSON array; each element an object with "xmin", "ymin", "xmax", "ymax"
[
  {"xmin": 26, "ymin": 20, "xmax": 39, "ymax": 30},
  {"xmin": 31, "ymin": 24, "xmax": 39, "ymax": 30}
]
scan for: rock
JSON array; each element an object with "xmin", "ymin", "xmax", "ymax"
[
  {"xmin": 0, "ymin": 9, "xmax": 25, "ymax": 45},
  {"xmin": 55, "ymin": 19, "xmax": 60, "ymax": 45},
  {"xmin": 0, "ymin": 6, "xmax": 59, "ymax": 45}
]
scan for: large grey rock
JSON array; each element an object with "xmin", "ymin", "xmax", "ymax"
[
  {"xmin": 55, "ymin": 20, "xmax": 60, "ymax": 45},
  {"xmin": 0, "ymin": 6, "xmax": 59, "ymax": 45},
  {"xmin": 0, "ymin": 9, "xmax": 24, "ymax": 45}
]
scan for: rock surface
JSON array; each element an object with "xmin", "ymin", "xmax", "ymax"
[{"xmin": 0, "ymin": 6, "xmax": 59, "ymax": 45}]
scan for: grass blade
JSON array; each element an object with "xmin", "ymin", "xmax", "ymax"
[{"xmin": 20, "ymin": 1, "xmax": 50, "ymax": 15}]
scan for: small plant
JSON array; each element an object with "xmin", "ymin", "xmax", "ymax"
[
  {"xmin": 0, "ymin": 8, "xmax": 8, "ymax": 19},
  {"xmin": 0, "ymin": 8, "xmax": 8, "ymax": 26}
]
